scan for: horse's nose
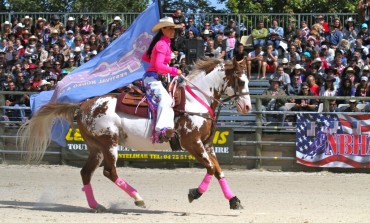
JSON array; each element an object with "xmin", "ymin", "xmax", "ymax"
[{"xmin": 236, "ymin": 98, "xmax": 251, "ymax": 114}]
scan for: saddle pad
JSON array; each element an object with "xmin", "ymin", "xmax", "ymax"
[{"xmin": 116, "ymin": 92, "xmax": 149, "ymax": 118}]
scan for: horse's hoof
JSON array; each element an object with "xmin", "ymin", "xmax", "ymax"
[
  {"xmin": 188, "ymin": 188, "xmax": 202, "ymax": 203},
  {"xmin": 93, "ymin": 204, "xmax": 107, "ymax": 213},
  {"xmin": 229, "ymin": 196, "xmax": 243, "ymax": 210},
  {"xmin": 134, "ymin": 200, "xmax": 146, "ymax": 208}
]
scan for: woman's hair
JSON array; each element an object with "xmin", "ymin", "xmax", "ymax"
[{"xmin": 146, "ymin": 30, "xmax": 163, "ymax": 58}]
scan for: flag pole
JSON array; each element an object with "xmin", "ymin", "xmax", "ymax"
[{"xmin": 157, "ymin": 0, "xmax": 163, "ymax": 18}]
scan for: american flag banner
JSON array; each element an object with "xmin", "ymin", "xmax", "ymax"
[{"xmin": 296, "ymin": 113, "xmax": 370, "ymax": 168}]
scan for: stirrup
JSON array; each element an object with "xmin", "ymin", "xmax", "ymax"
[{"xmin": 159, "ymin": 128, "xmax": 175, "ymax": 143}]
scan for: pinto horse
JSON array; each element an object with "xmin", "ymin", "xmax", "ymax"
[{"xmin": 18, "ymin": 58, "xmax": 252, "ymax": 211}]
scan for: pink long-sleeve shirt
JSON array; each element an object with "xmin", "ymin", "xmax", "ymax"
[{"xmin": 142, "ymin": 36, "xmax": 178, "ymax": 77}]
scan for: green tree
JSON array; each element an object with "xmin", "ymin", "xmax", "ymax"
[
  {"xmin": 221, "ymin": 0, "xmax": 357, "ymax": 13},
  {"xmin": 6, "ymin": 0, "xmax": 149, "ymax": 12}
]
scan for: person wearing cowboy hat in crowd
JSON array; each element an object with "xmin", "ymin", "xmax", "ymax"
[
  {"xmin": 343, "ymin": 97, "xmax": 360, "ymax": 112},
  {"xmin": 342, "ymin": 17, "xmax": 358, "ymax": 47},
  {"xmin": 141, "ymin": 17, "xmax": 182, "ymax": 143},
  {"xmin": 342, "ymin": 56, "xmax": 361, "ymax": 81},
  {"xmin": 24, "ymin": 35, "xmax": 38, "ymax": 61},
  {"xmin": 79, "ymin": 15, "xmax": 92, "ymax": 35},
  {"xmin": 319, "ymin": 76, "xmax": 337, "ymax": 96},
  {"xmin": 108, "ymin": 16, "xmax": 124, "ymax": 37},
  {"xmin": 1, "ymin": 21, "xmax": 11, "ymax": 37},
  {"xmin": 314, "ymin": 15, "xmax": 329, "ymax": 34},
  {"xmin": 93, "ymin": 17, "xmax": 107, "ymax": 36},
  {"xmin": 261, "ymin": 77, "xmax": 288, "ymax": 125},
  {"xmin": 361, "ymin": 64, "xmax": 370, "ymax": 77},
  {"xmin": 22, "ymin": 16, "xmax": 33, "ymax": 33},
  {"xmin": 50, "ymin": 15, "xmax": 63, "ymax": 32},
  {"xmin": 34, "ymin": 17, "xmax": 47, "ymax": 38},
  {"xmin": 290, "ymin": 63, "xmax": 305, "ymax": 84},
  {"xmin": 66, "ymin": 16, "xmax": 76, "ymax": 33},
  {"xmin": 13, "ymin": 22, "xmax": 24, "ymax": 39},
  {"xmin": 354, "ymin": 76, "xmax": 369, "ymax": 105},
  {"xmin": 288, "ymin": 72, "xmax": 303, "ymax": 97}
]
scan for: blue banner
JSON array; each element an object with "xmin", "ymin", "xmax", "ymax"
[
  {"xmin": 51, "ymin": 2, "xmax": 160, "ymax": 102},
  {"xmin": 31, "ymin": 2, "xmax": 160, "ymax": 146}
]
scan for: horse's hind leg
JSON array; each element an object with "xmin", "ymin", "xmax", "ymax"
[
  {"xmin": 80, "ymin": 149, "xmax": 105, "ymax": 211},
  {"xmin": 101, "ymin": 144, "xmax": 145, "ymax": 208}
]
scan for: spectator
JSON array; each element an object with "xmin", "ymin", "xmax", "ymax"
[
  {"xmin": 108, "ymin": 16, "xmax": 124, "ymax": 37},
  {"xmin": 324, "ymin": 24, "xmax": 343, "ymax": 49},
  {"xmin": 320, "ymin": 44, "xmax": 334, "ymax": 66},
  {"xmin": 246, "ymin": 44, "xmax": 266, "ymax": 79},
  {"xmin": 210, "ymin": 16, "xmax": 225, "ymax": 36},
  {"xmin": 1, "ymin": 21, "xmax": 11, "ymax": 37},
  {"xmin": 292, "ymin": 82, "xmax": 319, "ymax": 111},
  {"xmin": 315, "ymin": 15, "xmax": 329, "ymax": 33},
  {"xmin": 205, "ymin": 39, "xmax": 219, "ymax": 58},
  {"xmin": 357, "ymin": 23, "xmax": 370, "ymax": 46},
  {"xmin": 80, "ymin": 43, "xmax": 91, "ymax": 65},
  {"xmin": 267, "ymin": 18, "xmax": 284, "ymax": 51},
  {"xmin": 288, "ymin": 72, "xmax": 302, "ymax": 96},
  {"xmin": 214, "ymin": 34, "xmax": 226, "ymax": 59},
  {"xmin": 355, "ymin": 76, "xmax": 369, "ymax": 104},
  {"xmin": 319, "ymin": 76, "xmax": 337, "ymax": 96},
  {"xmin": 179, "ymin": 58, "xmax": 190, "ymax": 76},
  {"xmin": 290, "ymin": 64, "xmax": 305, "ymax": 83},
  {"xmin": 224, "ymin": 19, "xmax": 239, "ymax": 39},
  {"xmin": 233, "ymin": 42, "xmax": 246, "ymax": 64},
  {"xmin": 49, "ymin": 15, "xmax": 63, "ymax": 32},
  {"xmin": 342, "ymin": 17, "xmax": 358, "ymax": 47},
  {"xmin": 66, "ymin": 17, "xmax": 76, "ymax": 33},
  {"xmin": 225, "ymin": 29, "xmax": 236, "ymax": 60},
  {"xmin": 171, "ymin": 8, "xmax": 186, "ymax": 25},
  {"xmin": 306, "ymin": 74, "xmax": 320, "ymax": 96},
  {"xmin": 357, "ymin": 0, "xmax": 370, "ymax": 26},
  {"xmin": 337, "ymin": 77, "xmax": 355, "ymax": 104},
  {"xmin": 300, "ymin": 20, "xmax": 310, "ymax": 39},
  {"xmin": 270, "ymin": 65, "xmax": 291, "ymax": 91},
  {"xmin": 299, "ymin": 52, "xmax": 311, "ymax": 71},
  {"xmin": 343, "ymin": 98, "xmax": 360, "ymax": 112},
  {"xmin": 285, "ymin": 44, "xmax": 301, "ymax": 64},
  {"xmin": 5, "ymin": 80, "xmax": 28, "ymax": 122},
  {"xmin": 361, "ymin": 65, "xmax": 370, "ymax": 77},
  {"xmin": 261, "ymin": 77, "xmax": 288, "ymax": 125},
  {"xmin": 93, "ymin": 17, "xmax": 106, "ymax": 36},
  {"xmin": 285, "ymin": 24, "xmax": 296, "ymax": 44},
  {"xmin": 79, "ymin": 16, "xmax": 92, "ymax": 35},
  {"xmin": 265, "ymin": 43, "xmax": 278, "ymax": 74},
  {"xmin": 186, "ymin": 18, "xmax": 200, "ymax": 37},
  {"xmin": 251, "ymin": 20, "xmax": 268, "ymax": 47},
  {"xmin": 64, "ymin": 58, "xmax": 77, "ymax": 73},
  {"xmin": 328, "ymin": 100, "xmax": 339, "ymax": 112}
]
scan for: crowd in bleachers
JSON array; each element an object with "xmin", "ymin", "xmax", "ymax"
[
  {"xmin": 1, "ymin": 8, "xmax": 370, "ymax": 124},
  {"xmin": 0, "ymin": 14, "xmax": 125, "ymax": 122}
]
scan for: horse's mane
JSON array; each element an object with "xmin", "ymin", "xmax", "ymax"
[{"xmin": 187, "ymin": 58, "xmax": 223, "ymax": 79}]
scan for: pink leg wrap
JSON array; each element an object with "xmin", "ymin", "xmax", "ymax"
[
  {"xmin": 198, "ymin": 173, "xmax": 213, "ymax": 193},
  {"xmin": 219, "ymin": 178, "xmax": 235, "ymax": 200},
  {"xmin": 115, "ymin": 177, "xmax": 137, "ymax": 198},
  {"xmin": 82, "ymin": 184, "xmax": 98, "ymax": 209}
]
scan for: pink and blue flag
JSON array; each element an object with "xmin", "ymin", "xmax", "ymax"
[{"xmin": 30, "ymin": 2, "xmax": 160, "ymax": 146}]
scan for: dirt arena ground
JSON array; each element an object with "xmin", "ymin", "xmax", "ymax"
[{"xmin": 0, "ymin": 165, "xmax": 369, "ymax": 223}]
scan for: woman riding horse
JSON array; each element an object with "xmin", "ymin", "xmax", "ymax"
[{"xmin": 142, "ymin": 17, "xmax": 182, "ymax": 143}]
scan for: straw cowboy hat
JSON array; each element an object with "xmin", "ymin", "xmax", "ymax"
[
  {"xmin": 40, "ymin": 79, "xmax": 51, "ymax": 86},
  {"xmin": 67, "ymin": 16, "xmax": 75, "ymax": 21},
  {"xmin": 113, "ymin": 16, "xmax": 122, "ymax": 22},
  {"xmin": 152, "ymin": 17, "xmax": 181, "ymax": 33},
  {"xmin": 1, "ymin": 21, "xmax": 10, "ymax": 29},
  {"xmin": 37, "ymin": 17, "xmax": 46, "ymax": 22},
  {"xmin": 29, "ymin": 35, "xmax": 37, "ymax": 40},
  {"xmin": 22, "ymin": 15, "xmax": 33, "ymax": 23}
]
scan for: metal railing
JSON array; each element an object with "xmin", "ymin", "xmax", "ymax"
[
  {"xmin": 0, "ymin": 12, "xmax": 357, "ymax": 36},
  {"xmin": 1, "ymin": 91, "xmax": 368, "ymax": 168}
]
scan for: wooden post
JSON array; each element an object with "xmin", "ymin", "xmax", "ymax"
[{"xmin": 255, "ymin": 98, "xmax": 262, "ymax": 169}]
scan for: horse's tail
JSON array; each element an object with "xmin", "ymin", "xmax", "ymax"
[{"xmin": 17, "ymin": 102, "xmax": 80, "ymax": 164}]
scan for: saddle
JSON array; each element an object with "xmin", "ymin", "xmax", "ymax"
[{"xmin": 116, "ymin": 83, "xmax": 185, "ymax": 118}]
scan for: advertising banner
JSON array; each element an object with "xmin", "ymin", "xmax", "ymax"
[
  {"xmin": 296, "ymin": 113, "xmax": 370, "ymax": 168},
  {"xmin": 62, "ymin": 127, "xmax": 234, "ymax": 164}
]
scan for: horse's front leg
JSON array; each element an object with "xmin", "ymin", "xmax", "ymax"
[{"xmin": 186, "ymin": 140, "xmax": 243, "ymax": 210}]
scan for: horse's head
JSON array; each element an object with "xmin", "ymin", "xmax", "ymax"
[{"xmin": 223, "ymin": 58, "xmax": 252, "ymax": 114}]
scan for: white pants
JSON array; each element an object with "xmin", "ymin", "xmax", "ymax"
[{"xmin": 142, "ymin": 75, "xmax": 174, "ymax": 131}]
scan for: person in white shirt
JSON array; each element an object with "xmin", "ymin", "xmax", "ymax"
[{"xmin": 246, "ymin": 44, "xmax": 267, "ymax": 79}]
